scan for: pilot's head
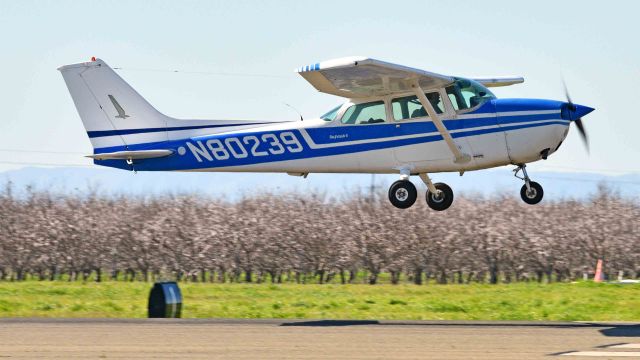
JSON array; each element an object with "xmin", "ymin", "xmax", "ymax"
[{"xmin": 426, "ymin": 92, "xmax": 438, "ymax": 101}]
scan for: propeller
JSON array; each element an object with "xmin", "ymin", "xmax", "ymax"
[{"xmin": 562, "ymin": 80, "xmax": 589, "ymax": 152}]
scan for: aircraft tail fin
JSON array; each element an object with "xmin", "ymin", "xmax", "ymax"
[{"xmin": 58, "ymin": 58, "xmax": 169, "ymax": 151}]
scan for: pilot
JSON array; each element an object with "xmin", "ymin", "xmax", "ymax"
[
  {"xmin": 426, "ymin": 92, "xmax": 443, "ymax": 113},
  {"xmin": 411, "ymin": 93, "xmax": 442, "ymax": 118}
]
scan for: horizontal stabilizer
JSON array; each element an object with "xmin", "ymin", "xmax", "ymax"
[{"xmin": 87, "ymin": 149, "xmax": 173, "ymax": 160}]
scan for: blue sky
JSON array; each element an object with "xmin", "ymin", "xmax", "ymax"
[{"xmin": 1, "ymin": 0, "xmax": 638, "ymax": 176}]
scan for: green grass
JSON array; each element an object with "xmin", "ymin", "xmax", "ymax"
[{"xmin": 0, "ymin": 281, "xmax": 638, "ymax": 321}]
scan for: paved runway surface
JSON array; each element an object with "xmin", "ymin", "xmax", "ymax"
[{"xmin": 1, "ymin": 319, "xmax": 639, "ymax": 359}]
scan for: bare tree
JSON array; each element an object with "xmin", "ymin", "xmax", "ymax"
[{"xmin": 0, "ymin": 182, "xmax": 637, "ymax": 284}]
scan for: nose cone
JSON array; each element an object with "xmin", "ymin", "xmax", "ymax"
[
  {"xmin": 561, "ymin": 103, "xmax": 595, "ymax": 121},
  {"xmin": 572, "ymin": 104, "xmax": 595, "ymax": 119}
]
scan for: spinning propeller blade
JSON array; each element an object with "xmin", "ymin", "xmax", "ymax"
[{"xmin": 562, "ymin": 80, "xmax": 589, "ymax": 152}]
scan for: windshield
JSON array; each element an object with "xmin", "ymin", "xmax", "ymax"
[
  {"xmin": 320, "ymin": 105, "xmax": 342, "ymax": 121},
  {"xmin": 446, "ymin": 78, "xmax": 495, "ymax": 111}
]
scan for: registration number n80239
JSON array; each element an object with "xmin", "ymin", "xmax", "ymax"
[{"xmin": 185, "ymin": 131, "xmax": 304, "ymax": 162}]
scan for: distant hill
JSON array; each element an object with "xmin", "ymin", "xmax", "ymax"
[{"xmin": 1, "ymin": 166, "xmax": 638, "ymax": 201}]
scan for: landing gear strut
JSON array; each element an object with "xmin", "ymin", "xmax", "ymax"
[{"xmin": 514, "ymin": 164, "xmax": 544, "ymax": 205}]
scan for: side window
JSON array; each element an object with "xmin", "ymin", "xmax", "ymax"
[
  {"xmin": 446, "ymin": 79, "xmax": 495, "ymax": 112},
  {"xmin": 391, "ymin": 92, "xmax": 443, "ymax": 121},
  {"xmin": 341, "ymin": 101, "xmax": 386, "ymax": 125}
]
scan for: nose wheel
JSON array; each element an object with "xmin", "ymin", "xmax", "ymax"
[{"xmin": 514, "ymin": 164, "xmax": 544, "ymax": 205}]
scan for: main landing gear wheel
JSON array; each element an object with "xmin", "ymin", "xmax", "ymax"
[
  {"xmin": 520, "ymin": 181, "xmax": 544, "ymax": 205},
  {"xmin": 426, "ymin": 182, "xmax": 454, "ymax": 211},
  {"xmin": 388, "ymin": 180, "xmax": 417, "ymax": 209}
]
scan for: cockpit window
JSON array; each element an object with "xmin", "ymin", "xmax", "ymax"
[
  {"xmin": 320, "ymin": 105, "xmax": 341, "ymax": 121},
  {"xmin": 446, "ymin": 78, "xmax": 495, "ymax": 112},
  {"xmin": 392, "ymin": 92, "xmax": 443, "ymax": 121},
  {"xmin": 341, "ymin": 101, "xmax": 386, "ymax": 125}
]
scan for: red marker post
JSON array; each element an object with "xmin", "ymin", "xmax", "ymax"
[{"xmin": 594, "ymin": 259, "xmax": 604, "ymax": 282}]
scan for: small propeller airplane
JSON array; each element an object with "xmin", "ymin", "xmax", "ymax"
[{"xmin": 59, "ymin": 57, "xmax": 594, "ymax": 211}]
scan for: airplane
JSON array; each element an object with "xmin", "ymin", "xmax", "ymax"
[{"xmin": 58, "ymin": 56, "xmax": 594, "ymax": 211}]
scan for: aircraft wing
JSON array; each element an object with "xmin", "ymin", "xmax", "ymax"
[
  {"xmin": 296, "ymin": 57, "xmax": 454, "ymax": 98},
  {"xmin": 472, "ymin": 76, "xmax": 524, "ymax": 87},
  {"xmin": 296, "ymin": 57, "xmax": 524, "ymax": 98}
]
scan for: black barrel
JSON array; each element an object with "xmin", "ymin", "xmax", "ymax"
[{"xmin": 148, "ymin": 281, "xmax": 182, "ymax": 318}]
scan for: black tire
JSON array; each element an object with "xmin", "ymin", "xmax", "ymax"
[
  {"xmin": 388, "ymin": 180, "xmax": 417, "ymax": 209},
  {"xmin": 426, "ymin": 182, "xmax": 454, "ymax": 211},
  {"xmin": 520, "ymin": 181, "xmax": 544, "ymax": 205}
]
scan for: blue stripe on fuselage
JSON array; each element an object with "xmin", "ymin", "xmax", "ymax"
[
  {"xmin": 96, "ymin": 120, "xmax": 568, "ymax": 171},
  {"xmin": 92, "ymin": 111, "xmax": 558, "ymax": 154},
  {"xmin": 305, "ymin": 113, "xmax": 559, "ymax": 145}
]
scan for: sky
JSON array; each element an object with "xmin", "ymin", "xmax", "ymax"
[{"xmin": 0, "ymin": 0, "xmax": 639, "ymax": 177}]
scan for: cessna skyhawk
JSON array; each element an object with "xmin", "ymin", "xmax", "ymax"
[{"xmin": 59, "ymin": 57, "xmax": 594, "ymax": 210}]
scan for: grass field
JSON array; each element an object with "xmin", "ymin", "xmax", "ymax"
[{"xmin": 0, "ymin": 281, "xmax": 638, "ymax": 321}]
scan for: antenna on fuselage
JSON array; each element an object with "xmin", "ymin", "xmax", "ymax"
[{"xmin": 283, "ymin": 102, "xmax": 304, "ymax": 121}]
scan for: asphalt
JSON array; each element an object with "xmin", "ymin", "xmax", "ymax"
[{"xmin": 0, "ymin": 319, "xmax": 639, "ymax": 359}]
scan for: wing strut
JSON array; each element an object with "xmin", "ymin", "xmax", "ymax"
[{"xmin": 409, "ymin": 80, "xmax": 471, "ymax": 164}]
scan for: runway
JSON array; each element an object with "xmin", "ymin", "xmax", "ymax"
[{"xmin": 0, "ymin": 319, "xmax": 639, "ymax": 359}]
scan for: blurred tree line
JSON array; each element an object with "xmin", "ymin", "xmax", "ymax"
[{"xmin": 0, "ymin": 183, "xmax": 637, "ymax": 284}]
